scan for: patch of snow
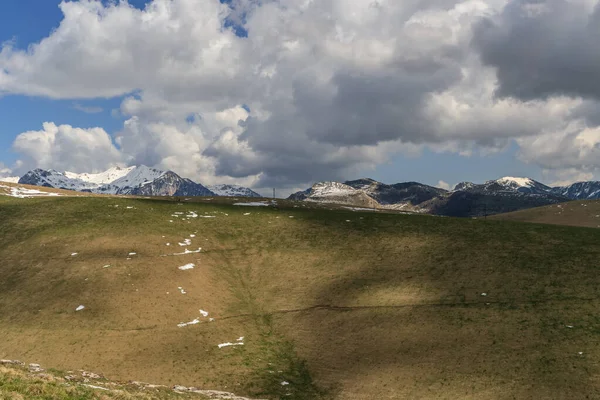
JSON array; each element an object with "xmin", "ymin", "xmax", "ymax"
[
  {"xmin": 71, "ymin": 253, "xmax": 78, "ymax": 256},
  {"xmin": 128, "ymin": 252, "xmax": 137, "ymax": 256},
  {"xmin": 82, "ymin": 384, "xmax": 109, "ymax": 391},
  {"xmin": 0, "ymin": 177, "xmax": 20, "ymax": 183},
  {"xmin": 177, "ymin": 319, "xmax": 200, "ymax": 328},
  {"xmin": 199, "ymin": 310, "xmax": 209, "ymax": 317},
  {"xmin": 343, "ymin": 206, "xmax": 377, "ymax": 212},
  {"xmin": 481, "ymin": 293, "xmax": 487, "ymax": 296},
  {"xmin": 187, "ymin": 211, "xmax": 198, "ymax": 218},
  {"xmin": 243, "ymin": 213, "xmax": 251, "ymax": 216},
  {"xmin": 178, "ymin": 263, "xmax": 195, "ymax": 270},
  {"xmin": 178, "ymin": 287, "xmax": 187, "ymax": 294},
  {"xmin": 218, "ymin": 342, "xmax": 244, "ymax": 349},
  {"xmin": 179, "ymin": 239, "xmax": 192, "ymax": 246},
  {"xmin": 76, "ymin": 305, "xmax": 85, "ymax": 311},
  {"xmin": 0, "ymin": 184, "xmax": 63, "ymax": 198},
  {"xmin": 234, "ymin": 202, "xmax": 270, "ymax": 207},
  {"xmin": 173, "ymin": 248, "xmax": 202, "ymax": 255},
  {"xmin": 102, "ymin": 265, "xmax": 110, "ymax": 268},
  {"xmin": 281, "ymin": 381, "xmax": 290, "ymax": 386},
  {"xmin": 190, "ymin": 234, "xmax": 196, "ymax": 238}
]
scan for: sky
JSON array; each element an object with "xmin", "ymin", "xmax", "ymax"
[{"xmin": 1, "ymin": 0, "xmax": 600, "ymax": 195}]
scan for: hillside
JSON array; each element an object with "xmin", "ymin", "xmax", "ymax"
[
  {"xmin": 491, "ymin": 199, "xmax": 600, "ymax": 228},
  {"xmin": 2, "ymin": 193, "xmax": 600, "ymax": 398}
]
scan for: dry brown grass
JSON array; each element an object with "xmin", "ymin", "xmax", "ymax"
[
  {"xmin": 491, "ymin": 198, "xmax": 600, "ymax": 228},
  {"xmin": 2, "ymin": 194, "xmax": 600, "ymax": 399}
]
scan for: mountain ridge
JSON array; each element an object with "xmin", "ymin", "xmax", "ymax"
[
  {"xmin": 288, "ymin": 176, "xmax": 598, "ymax": 217},
  {"xmin": 16, "ymin": 166, "xmax": 258, "ymax": 198}
]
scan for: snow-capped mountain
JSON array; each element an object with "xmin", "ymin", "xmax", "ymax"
[
  {"xmin": 289, "ymin": 181, "xmax": 380, "ymax": 208},
  {"xmin": 0, "ymin": 176, "xmax": 20, "ymax": 183},
  {"xmin": 454, "ymin": 177, "xmax": 552, "ymax": 195},
  {"xmin": 551, "ymin": 181, "xmax": 600, "ymax": 200},
  {"xmin": 344, "ymin": 178, "xmax": 446, "ymax": 205},
  {"xmin": 207, "ymin": 184, "xmax": 261, "ymax": 197},
  {"xmin": 64, "ymin": 166, "xmax": 135, "ymax": 186},
  {"xmin": 16, "ymin": 166, "xmax": 255, "ymax": 198},
  {"xmin": 289, "ymin": 176, "xmax": 574, "ymax": 217},
  {"xmin": 19, "ymin": 166, "xmax": 170, "ymax": 194}
]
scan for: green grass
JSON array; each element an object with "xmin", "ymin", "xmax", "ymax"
[
  {"xmin": 0, "ymin": 364, "xmax": 204, "ymax": 399},
  {"xmin": 2, "ymin": 195, "xmax": 600, "ymax": 398}
]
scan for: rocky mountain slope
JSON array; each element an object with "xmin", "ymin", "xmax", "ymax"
[
  {"xmin": 344, "ymin": 178, "xmax": 447, "ymax": 205},
  {"xmin": 289, "ymin": 177, "xmax": 576, "ymax": 217},
  {"xmin": 551, "ymin": 181, "xmax": 600, "ymax": 199},
  {"xmin": 207, "ymin": 184, "xmax": 261, "ymax": 197},
  {"xmin": 289, "ymin": 181, "xmax": 380, "ymax": 208},
  {"xmin": 16, "ymin": 166, "xmax": 256, "ymax": 198}
]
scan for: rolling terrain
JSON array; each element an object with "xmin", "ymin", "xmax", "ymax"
[
  {"xmin": 2, "ymin": 189, "xmax": 600, "ymax": 398},
  {"xmin": 491, "ymin": 199, "xmax": 600, "ymax": 228}
]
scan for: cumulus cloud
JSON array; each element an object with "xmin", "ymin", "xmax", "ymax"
[
  {"xmin": 12, "ymin": 122, "xmax": 124, "ymax": 173},
  {"xmin": 473, "ymin": 0, "xmax": 600, "ymax": 101},
  {"xmin": 0, "ymin": 162, "xmax": 13, "ymax": 178},
  {"xmin": 437, "ymin": 180, "xmax": 452, "ymax": 190},
  {"xmin": 3, "ymin": 0, "xmax": 600, "ymax": 187}
]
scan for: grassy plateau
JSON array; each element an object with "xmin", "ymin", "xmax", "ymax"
[{"xmin": 1, "ymin": 189, "xmax": 600, "ymax": 399}]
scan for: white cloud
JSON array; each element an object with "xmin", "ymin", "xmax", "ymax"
[
  {"xmin": 12, "ymin": 122, "xmax": 124, "ymax": 174},
  {"xmin": 2, "ymin": 0, "xmax": 600, "ymax": 186},
  {"xmin": 0, "ymin": 162, "xmax": 13, "ymax": 178},
  {"xmin": 437, "ymin": 180, "xmax": 452, "ymax": 190},
  {"xmin": 72, "ymin": 103, "xmax": 103, "ymax": 114}
]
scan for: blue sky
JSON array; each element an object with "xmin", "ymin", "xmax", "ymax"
[{"xmin": 0, "ymin": 0, "xmax": 588, "ymax": 191}]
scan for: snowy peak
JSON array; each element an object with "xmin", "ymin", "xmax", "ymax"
[
  {"xmin": 453, "ymin": 176, "xmax": 552, "ymax": 196},
  {"xmin": 14, "ymin": 165, "xmax": 262, "ymax": 198},
  {"xmin": 109, "ymin": 166, "xmax": 165, "ymax": 190},
  {"xmin": 207, "ymin": 184, "xmax": 261, "ymax": 198},
  {"xmin": 496, "ymin": 176, "xmax": 535, "ymax": 188},
  {"xmin": 64, "ymin": 166, "xmax": 135, "ymax": 185}
]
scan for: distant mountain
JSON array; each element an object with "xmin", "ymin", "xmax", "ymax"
[
  {"xmin": 551, "ymin": 181, "xmax": 600, "ymax": 200},
  {"xmin": 289, "ymin": 176, "xmax": 572, "ymax": 217},
  {"xmin": 16, "ymin": 166, "xmax": 258, "ymax": 198},
  {"xmin": 454, "ymin": 177, "xmax": 553, "ymax": 196},
  {"xmin": 289, "ymin": 181, "xmax": 380, "ymax": 208},
  {"xmin": 207, "ymin": 184, "xmax": 261, "ymax": 197},
  {"xmin": 344, "ymin": 178, "xmax": 447, "ymax": 205}
]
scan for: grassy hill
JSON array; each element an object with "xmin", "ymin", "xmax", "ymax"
[
  {"xmin": 491, "ymin": 199, "xmax": 600, "ymax": 228},
  {"xmin": 2, "ymin": 193, "xmax": 600, "ymax": 399}
]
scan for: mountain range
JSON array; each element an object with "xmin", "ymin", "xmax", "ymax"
[
  {"xmin": 289, "ymin": 177, "xmax": 600, "ymax": 217},
  {"xmin": 12, "ymin": 166, "xmax": 261, "ymax": 198},
  {"xmin": 6, "ymin": 166, "xmax": 600, "ymax": 217}
]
